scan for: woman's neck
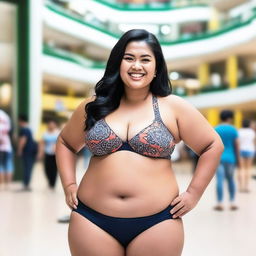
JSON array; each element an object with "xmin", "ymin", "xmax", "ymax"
[{"xmin": 122, "ymin": 89, "xmax": 151, "ymax": 105}]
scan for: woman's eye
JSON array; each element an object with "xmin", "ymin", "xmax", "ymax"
[
  {"xmin": 142, "ymin": 59, "xmax": 150, "ymax": 62},
  {"xmin": 124, "ymin": 57, "xmax": 133, "ymax": 61}
]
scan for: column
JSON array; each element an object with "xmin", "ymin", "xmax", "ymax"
[
  {"xmin": 208, "ymin": 7, "xmax": 220, "ymax": 31},
  {"xmin": 29, "ymin": 0, "xmax": 43, "ymax": 138},
  {"xmin": 226, "ymin": 55, "xmax": 238, "ymax": 89},
  {"xmin": 234, "ymin": 110, "xmax": 242, "ymax": 128},
  {"xmin": 17, "ymin": 0, "xmax": 30, "ymax": 118},
  {"xmin": 207, "ymin": 108, "xmax": 219, "ymax": 127},
  {"xmin": 198, "ymin": 63, "xmax": 210, "ymax": 87}
]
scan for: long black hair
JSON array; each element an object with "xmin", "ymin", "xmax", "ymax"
[{"xmin": 85, "ymin": 29, "xmax": 172, "ymax": 130}]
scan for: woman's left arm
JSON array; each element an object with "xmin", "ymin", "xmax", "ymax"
[{"xmin": 168, "ymin": 96, "xmax": 224, "ymax": 218}]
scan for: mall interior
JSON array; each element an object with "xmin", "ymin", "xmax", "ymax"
[{"xmin": 0, "ymin": 0, "xmax": 256, "ymax": 256}]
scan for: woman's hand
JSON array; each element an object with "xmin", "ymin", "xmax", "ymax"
[
  {"xmin": 170, "ymin": 191, "xmax": 200, "ymax": 218},
  {"xmin": 64, "ymin": 183, "xmax": 78, "ymax": 210}
]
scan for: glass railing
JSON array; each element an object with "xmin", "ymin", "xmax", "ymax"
[
  {"xmin": 45, "ymin": 1, "xmax": 209, "ymax": 42},
  {"xmin": 238, "ymin": 77, "xmax": 256, "ymax": 87},
  {"xmin": 162, "ymin": 7, "xmax": 256, "ymax": 45},
  {"xmin": 43, "ymin": 43, "xmax": 256, "ymax": 97},
  {"xmin": 95, "ymin": 0, "xmax": 172, "ymax": 10},
  {"xmin": 199, "ymin": 84, "xmax": 228, "ymax": 93},
  {"xmin": 171, "ymin": 0, "xmax": 211, "ymax": 6},
  {"xmin": 43, "ymin": 44, "xmax": 106, "ymax": 69},
  {"xmin": 198, "ymin": 78, "xmax": 256, "ymax": 94},
  {"xmin": 45, "ymin": 1, "xmax": 256, "ymax": 45},
  {"xmin": 92, "ymin": 0, "xmax": 210, "ymax": 10},
  {"xmin": 173, "ymin": 77, "xmax": 256, "ymax": 96},
  {"xmin": 172, "ymin": 83, "xmax": 228, "ymax": 97},
  {"xmin": 45, "ymin": 1, "xmax": 120, "ymax": 39},
  {"xmin": 221, "ymin": 7, "xmax": 256, "ymax": 29}
]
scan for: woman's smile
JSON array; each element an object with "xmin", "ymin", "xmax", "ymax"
[{"xmin": 128, "ymin": 72, "xmax": 146, "ymax": 81}]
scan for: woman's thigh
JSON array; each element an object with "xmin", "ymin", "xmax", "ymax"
[
  {"xmin": 126, "ymin": 219, "xmax": 184, "ymax": 256},
  {"xmin": 240, "ymin": 157, "xmax": 246, "ymax": 169},
  {"xmin": 244, "ymin": 157, "xmax": 253, "ymax": 170},
  {"xmin": 68, "ymin": 211, "xmax": 125, "ymax": 256}
]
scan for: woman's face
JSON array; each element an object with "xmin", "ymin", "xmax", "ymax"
[{"xmin": 120, "ymin": 41, "xmax": 156, "ymax": 90}]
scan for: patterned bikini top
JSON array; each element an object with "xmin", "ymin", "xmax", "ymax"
[{"xmin": 84, "ymin": 95, "xmax": 175, "ymax": 159}]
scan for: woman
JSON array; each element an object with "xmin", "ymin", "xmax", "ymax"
[
  {"xmin": 0, "ymin": 109, "xmax": 13, "ymax": 190},
  {"xmin": 238, "ymin": 119, "xmax": 255, "ymax": 192},
  {"xmin": 38, "ymin": 119, "xmax": 60, "ymax": 189},
  {"xmin": 56, "ymin": 29, "xmax": 223, "ymax": 256}
]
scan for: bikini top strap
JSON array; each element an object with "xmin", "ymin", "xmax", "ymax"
[{"xmin": 152, "ymin": 95, "xmax": 162, "ymax": 121}]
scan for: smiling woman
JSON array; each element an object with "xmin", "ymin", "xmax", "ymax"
[
  {"xmin": 56, "ymin": 29, "xmax": 224, "ymax": 256},
  {"xmin": 120, "ymin": 41, "xmax": 156, "ymax": 89}
]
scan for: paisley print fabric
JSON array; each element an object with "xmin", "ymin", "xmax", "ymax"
[
  {"xmin": 85, "ymin": 95, "xmax": 175, "ymax": 159},
  {"xmin": 85, "ymin": 119, "xmax": 123, "ymax": 156}
]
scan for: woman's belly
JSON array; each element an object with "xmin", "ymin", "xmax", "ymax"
[{"xmin": 77, "ymin": 151, "xmax": 179, "ymax": 217}]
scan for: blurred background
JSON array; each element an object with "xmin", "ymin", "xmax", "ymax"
[{"xmin": 0, "ymin": 0, "xmax": 256, "ymax": 255}]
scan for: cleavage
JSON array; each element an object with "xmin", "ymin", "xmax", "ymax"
[{"xmin": 104, "ymin": 117, "xmax": 155, "ymax": 142}]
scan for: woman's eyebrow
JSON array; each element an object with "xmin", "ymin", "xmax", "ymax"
[
  {"xmin": 124, "ymin": 53, "xmax": 152, "ymax": 58},
  {"xmin": 141, "ymin": 54, "xmax": 152, "ymax": 58}
]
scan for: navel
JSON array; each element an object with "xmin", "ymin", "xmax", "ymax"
[{"xmin": 119, "ymin": 195, "xmax": 127, "ymax": 200}]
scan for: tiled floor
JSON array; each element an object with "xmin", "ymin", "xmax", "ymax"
[{"xmin": 1, "ymin": 158, "xmax": 256, "ymax": 256}]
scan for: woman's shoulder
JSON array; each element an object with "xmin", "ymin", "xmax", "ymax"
[
  {"xmin": 62, "ymin": 96, "xmax": 96, "ymax": 130},
  {"xmin": 79, "ymin": 95, "xmax": 96, "ymax": 108},
  {"xmin": 160, "ymin": 94, "xmax": 186, "ymax": 102},
  {"xmin": 72, "ymin": 95, "xmax": 96, "ymax": 115},
  {"xmin": 159, "ymin": 94, "xmax": 193, "ymax": 110}
]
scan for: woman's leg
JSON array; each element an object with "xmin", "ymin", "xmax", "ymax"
[
  {"xmin": 44, "ymin": 154, "xmax": 51, "ymax": 187},
  {"xmin": 68, "ymin": 211, "xmax": 125, "ymax": 256},
  {"xmin": 50, "ymin": 155, "xmax": 58, "ymax": 188},
  {"xmin": 225, "ymin": 163, "xmax": 237, "ymax": 208},
  {"xmin": 215, "ymin": 163, "xmax": 225, "ymax": 207},
  {"xmin": 44, "ymin": 154, "xmax": 57, "ymax": 188},
  {"xmin": 0, "ymin": 172, "xmax": 4, "ymax": 189},
  {"xmin": 5, "ymin": 152, "xmax": 13, "ymax": 188},
  {"xmin": 238, "ymin": 157, "xmax": 245, "ymax": 191},
  {"xmin": 0, "ymin": 151, "xmax": 6, "ymax": 189},
  {"xmin": 244, "ymin": 157, "xmax": 253, "ymax": 191},
  {"xmin": 22, "ymin": 154, "xmax": 35, "ymax": 188},
  {"xmin": 126, "ymin": 219, "xmax": 184, "ymax": 256}
]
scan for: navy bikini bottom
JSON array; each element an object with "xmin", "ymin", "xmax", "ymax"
[{"xmin": 73, "ymin": 198, "xmax": 176, "ymax": 248}]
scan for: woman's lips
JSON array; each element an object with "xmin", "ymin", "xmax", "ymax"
[{"xmin": 128, "ymin": 72, "xmax": 146, "ymax": 81}]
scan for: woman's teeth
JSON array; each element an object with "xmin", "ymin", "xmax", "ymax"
[{"xmin": 129, "ymin": 73, "xmax": 144, "ymax": 78}]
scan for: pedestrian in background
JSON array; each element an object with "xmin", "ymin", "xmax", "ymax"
[
  {"xmin": 214, "ymin": 110, "xmax": 240, "ymax": 211},
  {"xmin": 0, "ymin": 109, "xmax": 13, "ymax": 190},
  {"xmin": 17, "ymin": 114, "xmax": 38, "ymax": 191},
  {"xmin": 38, "ymin": 119, "xmax": 60, "ymax": 189},
  {"xmin": 238, "ymin": 119, "xmax": 255, "ymax": 192}
]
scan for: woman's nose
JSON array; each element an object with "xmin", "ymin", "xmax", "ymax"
[{"xmin": 132, "ymin": 61, "xmax": 142, "ymax": 70}]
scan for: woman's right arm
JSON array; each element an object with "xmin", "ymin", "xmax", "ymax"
[{"xmin": 56, "ymin": 99, "xmax": 90, "ymax": 210}]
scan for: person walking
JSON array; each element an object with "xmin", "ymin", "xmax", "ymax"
[
  {"xmin": 38, "ymin": 119, "xmax": 60, "ymax": 189},
  {"xmin": 17, "ymin": 114, "xmax": 38, "ymax": 191},
  {"xmin": 238, "ymin": 119, "xmax": 255, "ymax": 192},
  {"xmin": 214, "ymin": 110, "xmax": 240, "ymax": 211},
  {"xmin": 0, "ymin": 109, "xmax": 13, "ymax": 190}
]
